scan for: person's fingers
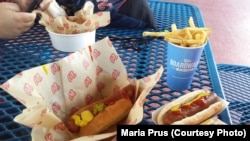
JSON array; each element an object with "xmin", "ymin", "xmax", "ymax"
[
  {"xmin": 0, "ymin": 3, "xmax": 36, "ymax": 39},
  {"xmin": 12, "ymin": 12, "xmax": 36, "ymax": 33},
  {"xmin": 19, "ymin": 12, "xmax": 37, "ymax": 23},
  {"xmin": 19, "ymin": 25, "xmax": 32, "ymax": 33},
  {"xmin": 23, "ymin": 19, "xmax": 35, "ymax": 30}
]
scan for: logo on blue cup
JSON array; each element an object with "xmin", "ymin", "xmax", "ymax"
[{"xmin": 170, "ymin": 58, "xmax": 199, "ymax": 72}]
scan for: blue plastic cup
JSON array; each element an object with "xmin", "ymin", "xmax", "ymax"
[{"xmin": 167, "ymin": 41, "xmax": 207, "ymax": 91}]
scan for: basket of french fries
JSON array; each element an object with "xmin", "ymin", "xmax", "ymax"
[
  {"xmin": 143, "ymin": 17, "xmax": 212, "ymax": 91},
  {"xmin": 0, "ymin": 37, "xmax": 164, "ymax": 141}
]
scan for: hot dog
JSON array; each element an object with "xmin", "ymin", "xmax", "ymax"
[
  {"xmin": 156, "ymin": 90, "xmax": 226, "ymax": 125},
  {"xmin": 65, "ymin": 84, "xmax": 135, "ymax": 136}
]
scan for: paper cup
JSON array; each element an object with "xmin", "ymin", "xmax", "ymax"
[
  {"xmin": 167, "ymin": 41, "xmax": 207, "ymax": 91},
  {"xmin": 47, "ymin": 29, "xmax": 96, "ymax": 52}
]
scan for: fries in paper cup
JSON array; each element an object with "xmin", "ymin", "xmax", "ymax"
[{"xmin": 143, "ymin": 17, "xmax": 212, "ymax": 47}]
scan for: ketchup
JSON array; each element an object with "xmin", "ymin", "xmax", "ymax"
[
  {"xmin": 104, "ymin": 99, "xmax": 115, "ymax": 105},
  {"xmin": 192, "ymin": 97, "xmax": 207, "ymax": 107},
  {"xmin": 171, "ymin": 110, "xmax": 182, "ymax": 115},
  {"xmin": 170, "ymin": 95, "xmax": 208, "ymax": 115}
]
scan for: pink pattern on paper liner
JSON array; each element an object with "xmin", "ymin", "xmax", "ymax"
[
  {"xmin": 70, "ymin": 107, "xmax": 78, "ymax": 116},
  {"xmin": 51, "ymin": 63, "xmax": 60, "ymax": 75},
  {"xmin": 82, "ymin": 59, "xmax": 90, "ymax": 70},
  {"xmin": 96, "ymin": 66, "xmax": 103, "ymax": 76},
  {"xmin": 23, "ymin": 83, "xmax": 33, "ymax": 96},
  {"xmin": 1, "ymin": 81, "xmax": 10, "ymax": 90},
  {"xmin": 71, "ymin": 30, "xmax": 78, "ymax": 34},
  {"xmin": 85, "ymin": 94, "xmax": 94, "ymax": 105},
  {"xmin": 66, "ymin": 54, "xmax": 74, "ymax": 63},
  {"xmin": 68, "ymin": 89, "xmax": 77, "ymax": 101},
  {"xmin": 110, "ymin": 53, "xmax": 118, "ymax": 64},
  {"xmin": 63, "ymin": 23, "xmax": 69, "ymax": 29},
  {"xmin": 112, "ymin": 69, "xmax": 120, "ymax": 80},
  {"xmin": 41, "ymin": 109, "xmax": 47, "ymax": 117},
  {"xmin": 113, "ymin": 85, "xmax": 120, "ymax": 95},
  {"xmin": 57, "ymin": 26, "xmax": 64, "ymax": 31},
  {"xmin": 54, "ymin": 122, "xmax": 66, "ymax": 130},
  {"xmin": 52, "ymin": 102, "xmax": 61, "ymax": 114},
  {"xmin": 51, "ymin": 82, "xmax": 60, "ymax": 94},
  {"xmin": 93, "ymin": 49, "xmax": 101, "ymax": 60},
  {"xmin": 34, "ymin": 73, "xmax": 43, "ymax": 85},
  {"xmin": 97, "ymin": 82, "xmax": 105, "ymax": 92},
  {"xmin": 44, "ymin": 133, "xmax": 53, "ymax": 141},
  {"xmin": 84, "ymin": 20, "xmax": 91, "ymax": 26},
  {"xmin": 67, "ymin": 93, "xmax": 95, "ymax": 115},
  {"xmin": 49, "ymin": 17, "xmax": 54, "ymax": 23},
  {"xmin": 84, "ymin": 76, "xmax": 92, "ymax": 88},
  {"xmin": 67, "ymin": 71, "xmax": 76, "ymax": 82}
]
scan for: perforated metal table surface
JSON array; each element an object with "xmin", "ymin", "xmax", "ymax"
[
  {"xmin": 0, "ymin": 0, "xmax": 234, "ymax": 141},
  {"xmin": 217, "ymin": 64, "xmax": 250, "ymax": 125}
]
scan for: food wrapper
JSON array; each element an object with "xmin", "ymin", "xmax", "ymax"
[
  {"xmin": 151, "ymin": 91, "xmax": 229, "ymax": 125},
  {"xmin": 0, "ymin": 37, "xmax": 164, "ymax": 141},
  {"xmin": 35, "ymin": 1, "xmax": 110, "ymax": 34},
  {"xmin": 200, "ymin": 116, "xmax": 227, "ymax": 125}
]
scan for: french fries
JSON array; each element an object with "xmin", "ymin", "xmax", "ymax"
[{"xmin": 142, "ymin": 17, "xmax": 212, "ymax": 47}]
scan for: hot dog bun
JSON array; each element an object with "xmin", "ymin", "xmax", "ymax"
[
  {"xmin": 66, "ymin": 84, "xmax": 135, "ymax": 136},
  {"xmin": 79, "ymin": 98, "xmax": 133, "ymax": 136},
  {"xmin": 156, "ymin": 89, "xmax": 226, "ymax": 125}
]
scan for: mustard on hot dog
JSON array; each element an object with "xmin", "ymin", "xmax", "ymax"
[
  {"xmin": 71, "ymin": 103, "xmax": 106, "ymax": 127},
  {"xmin": 65, "ymin": 84, "xmax": 135, "ymax": 136},
  {"xmin": 156, "ymin": 90, "xmax": 227, "ymax": 125}
]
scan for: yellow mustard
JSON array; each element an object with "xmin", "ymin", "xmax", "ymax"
[
  {"xmin": 183, "ymin": 92, "xmax": 209, "ymax": 106},
  {"xmin": 171, "ymin": 105, "xmax": 180, "ymax": 112},
  {"xmin": 81, "ymin": 110, "xmax": 94, "ymax": 122},
  {"xmin": 42, "ymin": 64, "xmax": 49, "ymax": 75},
  {"xmin": 170, "ymin": 92, "xmax": 209, "ymax": 112},
  {"xmin": 71, "ymin": 110, "xmax": 94, "ymax": 127}
]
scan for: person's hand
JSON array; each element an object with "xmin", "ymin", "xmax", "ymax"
[
  {"xmin": 14, "ymin": 0, "xmax": 52, "ymax": 12},
  {"xmin": 0, "ymin": 2, "xmax": 36, "ymax": 39}
]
